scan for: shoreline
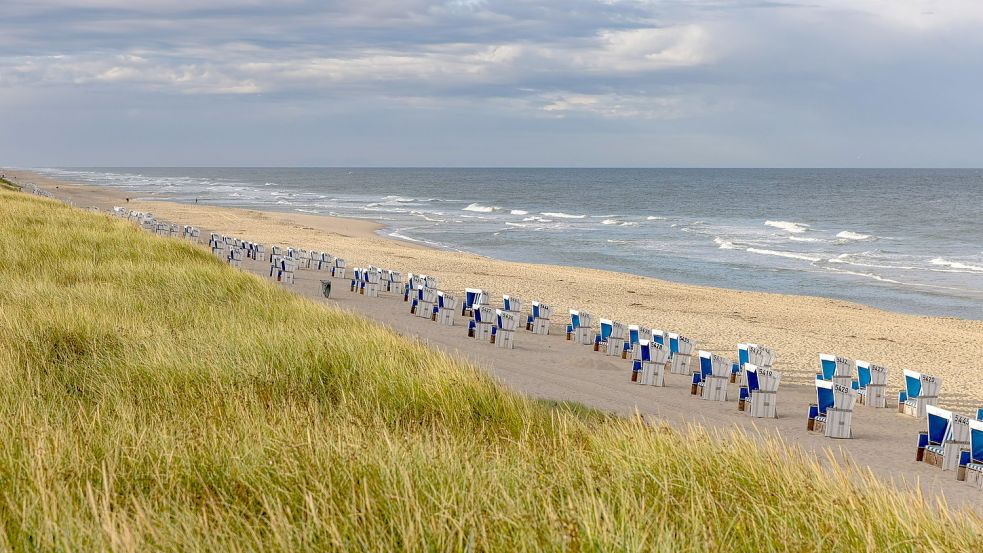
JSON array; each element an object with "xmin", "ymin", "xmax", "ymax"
[{"xmin": 6, "ymin": 168, "xmax": 983, "ymax": 401}]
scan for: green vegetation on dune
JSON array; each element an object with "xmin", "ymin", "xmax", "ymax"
[
  {"xmin": 0, "ymin": 189, "xmax": 979, "ymax": 551},
  {"xmin": 0, "ymin": 177, "xmax": 21, "ymax": 191}
]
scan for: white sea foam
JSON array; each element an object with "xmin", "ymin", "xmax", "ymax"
[
  {"xmin": 383, "ymin": 195, "xmax": 416, "ymax": 203},
  {"xmin": 930, "ymin": 258, "xmax": 983, "ymax": 273},
  {"xmin": 463, "ymin": 203, "xmax": 500, "ymax": 213},
  {"xmin": 826, "ymin": 267, "xmax": 904, "ymax": 285},
  {"xmin": 541, "ymin": 212, "xmax": 585, "ymax": 219},
  {"xmin": 747, "ymin": 247, "xmax": 821, "ymax": 262},
  {"xmin": 510, "ymin": 209, "xmax": 529, "ymax": 215},
  {"xmin": 646, "ymin": 216, "xmax": 666, "ymax": 220},
  {"xmin": 765, "ymin": 220, "xmax": 810, "ymax": 233},
  {"xmin": 836, "ymin": 231, "xmax": 872, "ymax": 241},
  {"xmin": 788, "ymin": 236, "xmax": 822, "ymax": 242},
  {"xmin": 714, "ymin": 237, "xmax": 737, "ymax": 250},
  {"xmin": 523, "ymin": 216, "xmax": 553, "ymax": 223},
  {"xmin": 601, "ymin": 219, "xmax": 619, "ymax": 225}
]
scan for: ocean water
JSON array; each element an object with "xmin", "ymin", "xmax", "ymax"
[{"xmin": 38, "ymin": 167, "xmax": 983, "ymax": 320}]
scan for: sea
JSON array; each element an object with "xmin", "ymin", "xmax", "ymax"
[{"xmin": 36, "ymin": 167, "xmax": 983, "ymax": 320}]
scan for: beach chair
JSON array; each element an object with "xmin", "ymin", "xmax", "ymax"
[
  {"xmin": 978, "ymin": 408, "xmax": 983, "ymax": 421},
  {"xmin": 227, "ymin": 247, "xmax": 243, "ymax": 268},
  {"xmin": 807, "ymin": 380, "xmax": 857, "ymax": 438},
  {"xmin": 898, "ymin": 369, "xmax": 941, "ymax": 418},
  {"xmin": 626, "ymin": 326, "xmax": 653, "ymax": 360},
  {"xmin": 854, "ymin": 361, "xmax": 889, "ymax": 408},
  {"xmin": 462, "ymin": 288, "xmax": 487, "ymax": 317},
  {"xmin": 331, "ymin": 258, "xmax": 347, "ymax": 279},
  {"xmin": 386, "ymin": 271, "xmax": 403, "ymax": 293},
  {"xmin": 632, "ymin": 340, "xmax": 670, "ymax": 386},
  {"xmin": 918, "ymin": 406, "xmax": 972, "ymax": 471},
  {"xmin": 668, "ymin": 333, "xmax": 695, "ymax": 375},
  {"xmin": 417, "ymin": 287, "xmax": 438, "ymax": 318},
  {"xmin": 493, "ymin": 309, "xmax": 519, "ymax": 349},
  {"xmin": 957, "ymin": 420, "xmax": 983, "ymax": 488},
  {"xmin": 567, "ymin": 310, "xmax": 593, "ymax": 345},
  {"xmin": 596, "ymin": 320, "xmax": 625, "ymax": 356},
  {"xmin": 526, "ymin": 301, "xmax": 552, "ymax": 335},
  {"xmin": 503, "ymin": 295, "xmax": 522, "ymax": 315},
  {"xmin": 692, "ymin": 351, "xmax": 730, "ymax": 401},
  {"xmin": 733, "ymin": 343, "xmax": 776, "ymax": 384},
  {"xmin": 818, "ymin": 354, "xmax": 855, "ymax": 389},
  {"xmin": 436, "ymin": 292, "xmax": 457, "ymax": 326},
  {"xmin": 270, "ymin": 257, "xmax": 297, "ymax": 284},
  {"xmin": 471, "ymin": 306, "xmax": 495, "ymax": 342},
  {"xmin": 739, "ymin": 364, "xmax": 781, "ymax": 418}
]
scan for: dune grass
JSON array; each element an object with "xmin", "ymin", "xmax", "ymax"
[
  {"xmin": 0, "ymin": 189, "xmax": 980, "ymax": 551},
  {"xmin": 0, "ymin": 177, "xmax": 21, "ymax": 191}
]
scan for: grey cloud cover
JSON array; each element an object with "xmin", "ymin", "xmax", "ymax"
[{"xmin": 1, "ymin": 0, "xmax": 982, "ymax": 166}]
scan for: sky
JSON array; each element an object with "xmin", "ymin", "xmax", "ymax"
[{"xmin": 1, "ymin": 0, "xmax": 982, "ymax": 167}]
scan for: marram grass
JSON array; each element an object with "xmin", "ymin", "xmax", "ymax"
[{"xmin": 0, "ymin": 190, "xmax": 979, "ymax": 551}]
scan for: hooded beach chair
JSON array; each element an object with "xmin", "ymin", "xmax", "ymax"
[
  {"xmin": 462, "ymin": 288, "xmax": 487, "ymax": 317},
  {"xmin": 567, "ymin": 310, "xmax": 593, "ymax": 345},
  {"xmin": 957, "ymin": 420, "xmax": 983, "ymax": 488},
  {"xmin": 818, "ymin": 354, "xmax": 855, "ymax": 389},
  {"xmin": 503, "ymin": 295, "xmax": 522, "ymax": 315},
  {"xmin": 596, "ymin": 320, "xmax": 625, "ymax": 356},
  {"xmin": 627, "ymin": 326, "xmax": 653, "ymax": 359},
  {"xmin": 734, "ymin": 343, "xmax": 775, "ymax": 384},
  {"xmin": 631, "ymin": 340, "xmax": 670, "ymax": 387},
  {"xmin": 667, "ymin": 333, "xmax": 695, "ymax": 375},
  {"xmin": 436, "ymin": 292, "xmax": 457, "ymax": 326},
  {"xmin": 493, "ymin": 309, "xmax": 519, "ymax": 349},
  {"xmin": 854, "ymin": 361, "xmax": 889, "ymax": 408},
  {"xmin": 227, "ymin": 247, "xmax": 243, "ymax": 268},
  {"xmin": 527, "ymin": 301, "xmax": 552, "ymax": 335},
  {"xmin": 692, "ymin": 351, "xmax": 731, "ymax": 401},
  {"xmin": 386, "ymin": 271, "xmax": 403, "ymax": 293},
  {"xmin": 918, "ymin": 406, "xmax": 972, "ymax": 471},
  {"xmin": 331, "ymin": 258, "xmax": 347, "ymax": 279},
  {"xmin": 470, "ymin": 305, "xmax": 495, "ymax": 342},
  {"xmin": 417, "ymin": 286, "xmax": 438, "ymax": 318},
  {"xmin": 898, "ymin": 369, "xmax": 941, "ymax": 418},
  {"xmin": 739, "ymin": 364, "xmax": 781, "ymax": 418},
  {"xmin": 807, "ymin": 380, "xmax": 857, "ymax": 438}
]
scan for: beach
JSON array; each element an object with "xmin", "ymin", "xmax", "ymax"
[{"xmin": 8, "ymin": 167, "xmax": 983, "ymax": 507}]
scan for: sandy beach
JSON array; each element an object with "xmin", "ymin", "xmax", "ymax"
[{"xmin": 8, "ymin": 167, "xmax": 983, "ymax": 507}]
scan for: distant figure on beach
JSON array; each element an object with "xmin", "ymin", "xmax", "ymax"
[
  {"xmin": 126, "ymin": 198, "xmax": 130, "ymax": 203},
  {"xmin": 195, "ymin": 198, "xmax": 198, "ymax": 204}
]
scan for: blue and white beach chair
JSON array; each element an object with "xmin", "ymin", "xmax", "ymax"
[
  {"xmin": 854, "ymin": 360, "xmax": 890, "ymax": 408},
  {"xmin": 734, "ymin": 344, "xmax": 776, "ymax": 384},
  {"xmin": 567, "ymin": 310, "xmax": 594, "ymax": 345},
  {"xmin": 957, "ymin": 420, "xmax": 983, "ymax": 489},
  {"xmin": 668, "ymin": 333, "xmax": 696, "ymax": 375},
  {"xmin": 898, "ymin": 369, "xmax": 941, "ymax": 418},
  {"xmin": 503, "ymin": 295, "xmax": 522, "ymax": 315},
  {"xmin": 493, "ymin": 309, "xmax": 520, "ymax": 349},
  {"xmin": 436, "ymin": 292, "xmax": 457, "ymax": 326},
  {"xmin": 807, "ymin": 379, "xmax": 857, "ymax": 438},
  {"xmin": 330, "ymin": 258, "xmax": 346, "ymax": 279},
  {"xmin": 462, "ymin": 288, "xmax": 487, "ymax": 317},
  {"xmin": 470, "ymin": 305, "xmax": 495, "ymax": 341},
  {"xmin": 601, "ymin": 320, "xmax": 626, "ymax": 357},
  {"xmin": 918, "ymin": 406, "xmax": 972, "ymax": 471},
  {"xmin": 527, "ymin": 301, "xmax": 552, "ymax": 335},
  {"xmin": 227, "ymin": 247, "xmax": 243, "ymax": 268},
  {"xmin": 632, "ymin": 340, "xmax": 670, "ymax": 387},
  {"xmin": 739, "ymin": 364, "xmax": 781, "ymax": 418},
  {"xmin": 692, "ymin": 351, "xmax": 731, "ymax": 401},
  {"xmin": 818, "ymin": 354, "xmax": 855, "ymax": 389}
]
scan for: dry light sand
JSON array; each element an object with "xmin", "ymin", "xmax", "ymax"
[{"xmin": 7, "ymin": 168, "xmax": 983, "ymax": 508}]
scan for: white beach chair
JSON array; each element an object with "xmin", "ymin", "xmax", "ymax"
[
  {"xmin": 595, "ymin": 320, "xmax": 625, "ymax": 356},
  {"xmin": 436, "ymin": 292, "xmax": 457, "ymax": 326},
  {"xmin": 417, "ymin": 287, "xmax": 438, "ymax": 318},
  {"xmin": 527, "ymin": 301, "xmax": 552, "ymax": 335},
  {"xmin": 386, "ymin": 271, "xmax": 403, "ymax": 293},
  {"xmin": 331, "ymin": 258, "xmax": 347, "ymax": 279},
  {"xmin": 503, "ymin": 295, "xmax": 522, "ymax": 315},
  {"xmin": 461, "ymin": 288, "xmax": 487, "ymax": 317},
  {"xmin": 668, "ymin": 333, "xmax": 695, "ymax": 375},
  {"xmin": 854, "ymin": 361, "xmax": 889, "ymax": 408},
  {"xmin": 627, "ymin": 326, "xmax": 652, "ymax": 360},
  {"xmin": 493, "ymin": 310, "xmax": 519, "ymax": 349},
  {"xmin": 227, "ymin": 247, "xmax": 243, "ymax": 268},
  {"xmin": 692, "ymin": 351, "xmax": 730, "ymax": 402},
  {"xmin": 918, "ymin": 406, "xmax": 972, "ymax": 471},
  {"xmin": 957, "ymin": 420, "xmax": 983, "ymax": 488},
  {"xmin": 818, "ymin": 354, "xmax": 855, "ymax": 389},
  {"xmin": 567, "ymin": 310, "xmax": 594, "ymax": 345},
  {"xmin": 470, "ymin": 306, "xmax": 495, "ymax": 342},
  {"xmin": 734, "ymin": 343, "xmax": 775, "ymax": 384},
  {"xmin": 740, "ymin": 364, "xmax": 781, "ymax": 418},
  {"xmin": 899, "ymin": 369, "xmax": 941, "ymax": 418},
  {"xmin": 631, "ymin": 340, "xmax": 670, "ymax": 387},
  {"xmin": 808, "ymin": 379, "xmax": 857, "ymax": 438}
]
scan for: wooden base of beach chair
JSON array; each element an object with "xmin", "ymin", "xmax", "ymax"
[
  {"xmin": 746, "ymin": 391, "xmax": 777, "ymax": 418},
  {"xmin": 822, "ymin": 408, "xmax": 853, "ymax": 439},
  {"xmin": 859, "ymin": 384, "xmax": 887, "ymax": 408},
  {"xmin": 640, "ymin": 363, "xmax": 665, "ymax": 387},
  {"xmin": 531, "ymin": 318, "xmax": 550, "ymax": 335},
  {"xmin": 669, "ymin": 354, "xmax": 692, "ymax": 376},
  {"xmin": 573, "ymin": 328, "xmax": 592, "ymax": 345},
  {"xmin": 495, "ymin": 331, "xmax": 514, "ymax": 349},
  {"xmin": 964, "ymin": 466, "xmax": 983, "ymax": 489},
  {"xmin": 605, "ymin": 338, "xmax": 624, "ymax": 357},
  {"xmin": 475, "ymin": 323, "xmax": 493, "ymax": 342}
]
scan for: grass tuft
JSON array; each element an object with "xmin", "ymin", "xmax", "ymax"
[{"xmin": 0, "ymin": 189, "xmax": 980, "ymax": 551}]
